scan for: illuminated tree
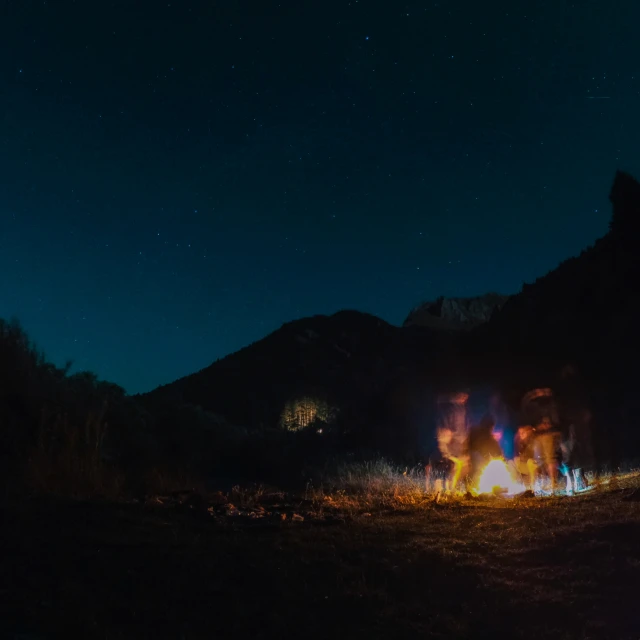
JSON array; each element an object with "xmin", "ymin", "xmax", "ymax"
[{"xmin": 279, "ymin": 396, "xmax": 334, "ymax": 431}]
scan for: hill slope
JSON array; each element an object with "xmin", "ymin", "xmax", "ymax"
[
  {"xmin": 142, "ymin": 310, "xmax": 455, "ymax": 438},
  {"xmin": 473, "ymin": 170, "xmax": 640, "ymax": 458},
  {"xmin": 144, "ymin": 171, "xmax": 640, "ymax": 462}
]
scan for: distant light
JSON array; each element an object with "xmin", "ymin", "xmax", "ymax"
[{"xmin": 365, "ymin": 36, "xmax": 369, "ymax": 40}]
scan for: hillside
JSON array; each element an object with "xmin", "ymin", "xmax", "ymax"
[
  {"xmin": 143, "ymin": 170, "xmax": 640, "ymax": 463},
  {"xmin": 473, "ymin": 170, "xmax": 640, "ymax": 459},
  {"xmin": 141, "ymin": 310, "xmax": 454, "ymax": 441}
]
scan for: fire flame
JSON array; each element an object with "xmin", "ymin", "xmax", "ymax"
[{"xmin": 476, "ymin": 458, "xmax": 525, "ymax": 496}]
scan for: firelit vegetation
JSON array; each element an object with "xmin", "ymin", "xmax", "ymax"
[{"xmin": 279, "ymin": 396, "xmax": 336, "ymax": 431}]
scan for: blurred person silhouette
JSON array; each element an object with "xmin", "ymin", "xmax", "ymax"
[
  {"xmin": 427, "ymin": 391, "xmax": 470, "ymax": 494},
  {"xmin": 560, "ymin": 410, "xmax": 593, "ymax": 493},
  {"xmin": 425, "ymin": 427, "xmax": 456, "ymax": 494},
  {"xmin": 557, "ymin": 364, "xmax": 595, "ymax": 492},
  {"xmin": 514, "ymin": 424, "xmax": 537, "ymax": 490},
  {"xmin": 468, "ymin": 414, "xmax": 503, "ymax": 487},
  {"xmin": 534, "ymin": 416, "xmax": 561, "ymax": 492},
  {"xmin": 521, "ymin": 388, "xmax": 561, "ymax": 492}
]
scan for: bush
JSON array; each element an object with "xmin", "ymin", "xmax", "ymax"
[{"xmin": 0, "ymin": 317, "xmax": 137, "ymax": 498}]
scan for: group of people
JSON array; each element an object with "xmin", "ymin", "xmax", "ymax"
[
  {"xmin": 426, "ymin": 386, "xmax": 594, "ymax": 495},
  {"xmin": 513, "ymin": 387, "xmax": 593, "ymax": 493}
]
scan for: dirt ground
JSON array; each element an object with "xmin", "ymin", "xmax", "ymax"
[{"xmin": 2, "ymin": 476, "xmax": 640, "ymax": 639}]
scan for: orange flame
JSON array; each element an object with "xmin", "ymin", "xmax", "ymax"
[{"xmin": 476, "ymin": 459, "xmax": 525, "ymax": 496}]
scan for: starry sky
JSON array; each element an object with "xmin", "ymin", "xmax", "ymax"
[{"xmin": 1, "ymin": 1, "xmax": 639, "ymax": 394}]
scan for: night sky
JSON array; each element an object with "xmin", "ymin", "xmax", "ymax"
[{"xmin": 1, "ymin": 1, "xmax": 639, "ymax": 394}]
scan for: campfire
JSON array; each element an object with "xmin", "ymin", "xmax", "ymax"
[{"xmin": 476, "ymin": 458, "xmax": 525, "ymax": 496}]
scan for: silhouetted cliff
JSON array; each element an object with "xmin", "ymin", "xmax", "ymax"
[
  {"xmin": 144, "ymin": 171, "xmax": 640, "ymax": 464},
  {"xmin": 474, "ymin": 170, "xmax": 640, "ymax": 461},
  {"xmin": 404, "ymin": 293, "xmax": 509, "ymax": 330}
]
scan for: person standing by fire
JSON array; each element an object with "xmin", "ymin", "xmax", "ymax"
[
  {"xmin": 429, "ymin": 391, "xmax": 470, "ymax": 493},
  {"xmin": 534, "ymin": 416, "xmax": 561, "ymax": 492},
  {"xmin": 468, "ymin": 414, "xmax": 503, "ymax": 487},
  {"xmin": 556, "ymin": 364, "xmax": 595, "ymax": 492},
  {"xmin": 514, "ymin": 424, "xmax": 537, "ymax": 490},
  {"xmin": 521, "ymin": 388, "xmax": 561, "ymax": 492}
]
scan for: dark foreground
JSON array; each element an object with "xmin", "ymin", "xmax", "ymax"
[{"xmin": 2, "ymin": 477, "xmax": 640, "ymax": 639}]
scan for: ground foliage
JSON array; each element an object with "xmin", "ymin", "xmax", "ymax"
[{"xmin": 1, "ymin": 473, "xmax": 639, "ymax": 639}]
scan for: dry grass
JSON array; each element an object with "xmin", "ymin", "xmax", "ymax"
[
  {"xmin": 313, "ymin": 459, "xmax": 640, "ymax": 512},
  {"xmin": 325, "ymin": 459, "xmax": 425, "ymax": 494},
  {"xmin": 311, "ymin": 459, "xmax": 429, "ymax": 513},
  {"xmin": 197, "ymin": 461, "xmax": 640, "ymax": 518}
]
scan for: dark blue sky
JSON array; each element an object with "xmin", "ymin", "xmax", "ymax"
[{"xmin": 1, "ymin": 1, "xmax": 638, "ymax": 393}]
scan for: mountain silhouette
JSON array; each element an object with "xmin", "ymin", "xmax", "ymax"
[
  {"xmin": 472, "ymin": 170, "xmax": 640, "ymax": 462},
  {"xmin": 143, "ymin": 311, "xmax": 447, "ymax": 434},
  {"xmin": 144, "ymin": 171, "xmax": 640, "ymax": 463}
]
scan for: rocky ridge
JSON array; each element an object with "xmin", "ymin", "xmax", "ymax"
[{"xmin": 403, "ymin": 293, "xmax": 510, "ymax": 329}]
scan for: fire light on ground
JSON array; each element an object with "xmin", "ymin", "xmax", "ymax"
[{"xmin": 476, "ymin": 458, "xmax": 526, "ymax": 496}]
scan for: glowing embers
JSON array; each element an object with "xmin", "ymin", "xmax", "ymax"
[{"xmin": 476, "ymin": 458, "xmax": 526, "ymax": 496}]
